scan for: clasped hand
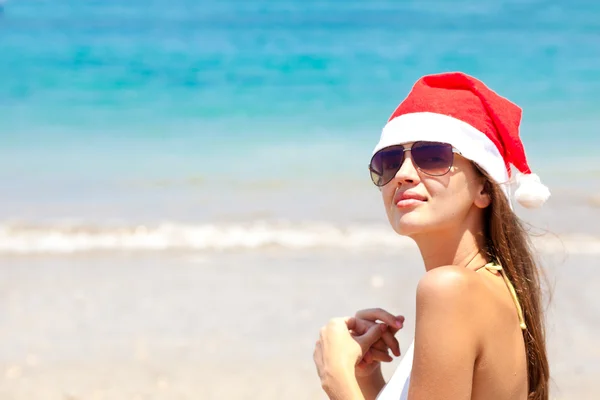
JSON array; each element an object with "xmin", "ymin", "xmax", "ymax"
[{"xmin": 313, "ymin": 308, "xmax": 405, "ymax": 395}]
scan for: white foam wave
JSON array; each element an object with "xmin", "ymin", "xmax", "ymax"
[
  {"xmin": 0, "ymin": 221, "xmax": 599, "ymax": 255},
  {"xmin": 0, "ymin": 221, "xmax": 407, "ymax": 254}
]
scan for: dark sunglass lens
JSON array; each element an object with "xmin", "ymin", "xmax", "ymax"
[
  {"xmin": 411, "ymin": 142, "xmax": 454, "ymax": 175},
  {"xmin": 370, "ymin": 148, "xmax": 405, "ymax": 186}
]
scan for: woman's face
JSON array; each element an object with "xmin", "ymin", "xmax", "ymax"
[{"xmin": 380, "ymin": 142, "xmax": 490, "ymax": 238}]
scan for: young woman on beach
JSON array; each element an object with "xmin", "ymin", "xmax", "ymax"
[{"xmin": 313, "ymin": 72, "xmax": 551, "ymax": 400}]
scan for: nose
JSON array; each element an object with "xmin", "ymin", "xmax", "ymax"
[{"xmin": 393, "ymin": 152, "xmax": 421, "ymax": 186}]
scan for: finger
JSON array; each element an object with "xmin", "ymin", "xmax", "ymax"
[
  {"xmin": 381, "ymin": 330, "xmax": 401, "ymax": 357},
  {"xmin": 378, "ymin": 317, "xmax": 404, "ymax": 343},
  {"xmin": 371, "ymin": 336, "xmax": 400, "ymax": 358},
  {"xmin": 361, "ymin": 347, "xmax": 393, "ymax": 365},
  {"xmin": 350, "ymin": 318, "xmax": 375, "ymax": 336},
  {"xmin": 344, "ymin": 316, "xmax": 356, "ymax": 331},
  {"xmin": 372, "ymin": 339, "xmax": 389, "ymax": 352},
  {"xmin": 357, "ymin": 322, "xmax": 386, "ymax": 352},
  {"xmin": 384, "ymin": 315, "xmax": 405, "ymax": 335},
  {"xmin": 356, "ymin": 354, "xmax": 373, "ymax": 368},
  {"xmin": 369, "ymin": 348, "xmax": 393, "ymax": 363},
  {"xmin": 363, "ymin": 349, "xmax": 373, "ymax": 364},
  {"xmin": 356, "ymin": 308, "xmax": 404, "ymax": 330},
  {"xmin": 390, "ymin": 315, "xmax": 406, "ymax": 334}
]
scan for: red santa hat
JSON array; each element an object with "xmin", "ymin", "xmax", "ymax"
[{"xmin": 372, "ymin": 72, "xmax": 550, "ymax": 208}]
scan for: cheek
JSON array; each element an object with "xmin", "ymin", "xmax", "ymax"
[
  {"xmin": 381, "ymin": 187, "xmax": 400, "ymax": 225},
  {"xmin": 429, "ymin": 178, "xmax": 475, "ymax": 213},
  {"xmin": 381, "ymin": 185, "xmax": 396, "ymax": 207}
]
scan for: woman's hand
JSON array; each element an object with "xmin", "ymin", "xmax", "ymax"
[
  {"xmin": 353, "ymin": 308, "xmax": 404, "ymax": 377},
  {"xmin": 314, "ymin": 317, "xmax": 388, "ymax": 398},
  {"xmin": 313, "ymin": 309, "xmax": 404, "ymax": 399}
]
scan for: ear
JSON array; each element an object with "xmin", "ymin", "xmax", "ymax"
[{"xmin": 474, "ymin": 180, "xmax": 492, "ymax": 209}]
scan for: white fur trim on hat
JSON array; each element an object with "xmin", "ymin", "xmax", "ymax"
[{"xmin": 374, "ymin": 112, "xmax": 510, "ymax": 196}]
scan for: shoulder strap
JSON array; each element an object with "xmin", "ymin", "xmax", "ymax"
[{"xmin": 476, "ymin": 262, "xmax": 527, "ymax": 330}]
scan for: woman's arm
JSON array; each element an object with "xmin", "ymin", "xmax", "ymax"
[
  {"xmin": 356, "ymin": 366, "xmax": 386, "ymax": 400},
  {"xmin": 408, "ymin": 266, "xmax": 482, "ymax": 400},
  {"xmin": 321, "ymin": 371, "xmax": 366, "ymax": 400}
]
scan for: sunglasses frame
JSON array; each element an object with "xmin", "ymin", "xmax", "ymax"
[{"xmin": 369, "ymin": 141, "xmax": 462, "ymax": 187}]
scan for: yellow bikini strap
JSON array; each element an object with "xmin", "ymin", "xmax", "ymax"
[{"xmin": 479, "ymin": 262, "xmax": 527, "ymax": 331}]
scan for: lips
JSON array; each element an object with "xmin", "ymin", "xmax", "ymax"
[{"xmin": 393, "ymin": 191, "xmax": 427, "ymax": 208}]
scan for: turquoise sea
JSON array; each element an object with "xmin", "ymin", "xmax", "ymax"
[{"xmin": 1, "ymin": 0, "xmax": 600, "ymax": 253}]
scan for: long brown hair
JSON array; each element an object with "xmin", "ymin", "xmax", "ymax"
[{"xmin": 478, "ymin": 168, "xmax": 550, "ymax": 400}]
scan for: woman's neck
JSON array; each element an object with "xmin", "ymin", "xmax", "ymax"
[{"xmin": 412, "ymin": 225, "xmax": 488, "ymax": 272}]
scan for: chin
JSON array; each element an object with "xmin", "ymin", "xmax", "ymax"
[{"xmin": 390, "ymin": 210, "xmax": 428, "ymax": 237}]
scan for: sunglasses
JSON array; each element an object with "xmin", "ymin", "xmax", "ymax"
[{"xmin": 369, "ymin": 141, "xmax": 461, "ymax": 187}]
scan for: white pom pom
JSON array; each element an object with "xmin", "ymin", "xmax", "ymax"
[{"xmin": 514, "ymin": 173, "xmax": 550, "ymax": 208}]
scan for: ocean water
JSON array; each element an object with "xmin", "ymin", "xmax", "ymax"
[{"xmin": 1, "ymin": 0, "xmax": 600, "ymax": 254}]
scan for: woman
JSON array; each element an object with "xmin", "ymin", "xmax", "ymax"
[{"xmin": 313, "ymin": 72, "xmax": 551, "ymax": 400}]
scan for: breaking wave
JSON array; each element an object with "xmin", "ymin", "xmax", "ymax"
[{"xmin": 0, "ymin": 221, "xmax": 599, "ymax": 255}]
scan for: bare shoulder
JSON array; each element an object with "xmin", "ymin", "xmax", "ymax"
[
  {"xmin": 415, "ymin": 266, "xmax": 490, "ymax": 337},
  {"xmin": 416, "ymin": 265, "xmax": 483, "ymax": 305}
]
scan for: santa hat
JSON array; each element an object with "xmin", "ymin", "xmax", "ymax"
[{"xmin": 372, "ymin": 72, "xmax": 550, "ymax": 209}]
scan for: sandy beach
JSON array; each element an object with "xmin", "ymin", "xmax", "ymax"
[{"xmin": 0, "ymin": 246, "xmax": 598, "ymax": 400}]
